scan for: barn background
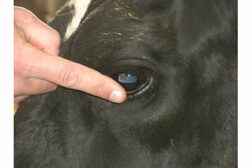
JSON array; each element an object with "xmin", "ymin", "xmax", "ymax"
[{"xmin": 14, "ymin": 0, "xmax": 67, "ymax": 23}]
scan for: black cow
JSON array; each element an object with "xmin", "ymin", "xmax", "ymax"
[{"xmin": 15, "ymin": 0, "xmax": 237, "ymax": 167}]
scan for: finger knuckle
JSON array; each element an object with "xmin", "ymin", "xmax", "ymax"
[
  {"xmin": 51, "ymin": 31, "xmax": 61, "ymax": 48},
  {"xmin": 47, "ymin": 31, "xmax": 61, "ymax": 55},
  {"xmin": 21, "ymin": 10, "xmax": 37, "ymax": 24},
  {"xmin": 59, "ymin": 63, "xmax": 77, "ymax": 88}
]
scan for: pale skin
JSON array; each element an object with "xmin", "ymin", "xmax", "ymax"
[{"xmin": 14, "ymin": 7, "xmax": 126, "ymax": 104}]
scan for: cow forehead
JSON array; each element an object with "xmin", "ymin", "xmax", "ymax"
[
  {"xmin": 69, "ymin": 2, "xmax": 175, "ymax": 67},
  {"xmin": 64, "ymin": 0, "xmax": 169, "ymax": 40}
]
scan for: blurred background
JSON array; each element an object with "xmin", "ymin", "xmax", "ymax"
[{"xmin": 14, "ymin": 0, "xmax": 67, "ymax": 23}]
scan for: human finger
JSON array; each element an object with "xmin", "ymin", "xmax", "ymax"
[
  {"xmin": 14, "ymin": 76, "xmax": 57, "ymax": 96},
  {"xmin": 20, "ymin": 43, "xmax": 127, "ymax": 103},
  {"xmin": 14, "ymin": 96, "xmax": 29, "ymax": 103},
  {"xmin": 14, "ymin": 6, "xmax": 60, "ymax": 55}
]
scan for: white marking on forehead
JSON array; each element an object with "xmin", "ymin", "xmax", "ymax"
[{"xmin": 64, "ymin": 0, "xmax": 92, "ymax": 40}]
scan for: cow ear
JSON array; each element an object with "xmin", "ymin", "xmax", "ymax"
[
  {"xmin": 48, "ymin": 4, "xmax": 75, "ymax": 39},
  {"xmin": 175, "ymin": 0, "xmax": 237, "ymax": 55}
]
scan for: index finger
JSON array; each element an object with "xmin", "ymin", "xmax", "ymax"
[{"xmin": 23, "ymin": 43, "xmax": 127, "ymax": 103}]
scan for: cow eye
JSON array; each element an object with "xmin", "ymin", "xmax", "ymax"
[{"xmin": 111, "ymin": 69, "xmax": 151, "ymax": 95}]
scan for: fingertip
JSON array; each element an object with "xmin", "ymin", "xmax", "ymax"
[{"xmin": 108, "ymin": 89, "xmax": 127, "ymax": 103}]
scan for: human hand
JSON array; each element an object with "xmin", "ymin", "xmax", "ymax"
[{"xmin": 14, "ymin": 7, "xmax": 126, "ymax": 103}]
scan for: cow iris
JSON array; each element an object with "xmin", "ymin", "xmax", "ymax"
[
  {"xmin": 111, "ymin": 69, "xmax": 151, "ymax": 95},
  {"xmin": 118, "ymin": 74, "xmax": 138, "ymax": 84}
]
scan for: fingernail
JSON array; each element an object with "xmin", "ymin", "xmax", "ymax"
[{"xmin": 109, "ymin": 90, "xmax": 125, "ymax": 103}]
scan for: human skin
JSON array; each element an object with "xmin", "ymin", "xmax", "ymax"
[{"xmin": 14, "ymin": 7, "xmax": 126, "ymax": 104}]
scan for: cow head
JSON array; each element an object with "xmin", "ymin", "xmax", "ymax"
[{"xmin": 15, "ymin": 0, "xmax": 237, "ymax": 167}]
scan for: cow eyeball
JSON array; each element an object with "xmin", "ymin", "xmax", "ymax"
[{"xmin": 111, "ymin": 69, "xmax": 151, "ymax": 95}]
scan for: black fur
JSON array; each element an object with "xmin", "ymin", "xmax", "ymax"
[{"xmin": 15, "ymin": 0, "xmax": 237, "ymax": 167}]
